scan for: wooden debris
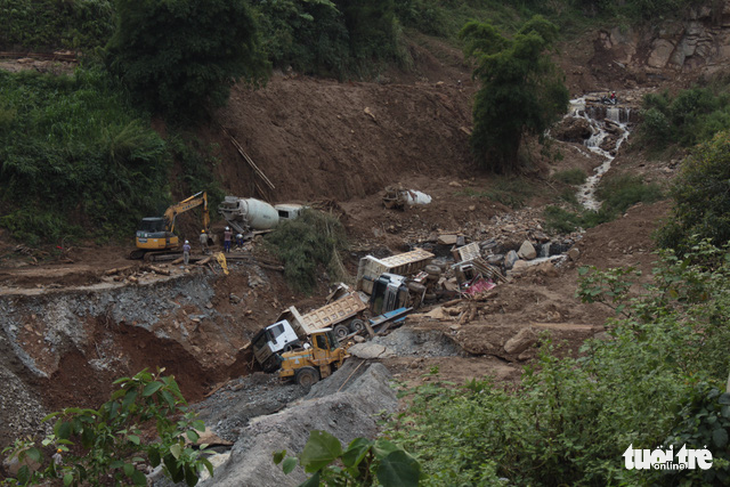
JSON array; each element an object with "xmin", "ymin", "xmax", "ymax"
[{"xmin": 104, "ymin": 265, "xmax": 134, "ymax": 276}]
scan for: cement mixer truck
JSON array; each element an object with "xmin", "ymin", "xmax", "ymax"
[{"xmin": 218, "ymin": 196, "xmax": 306, "ymax": 235}]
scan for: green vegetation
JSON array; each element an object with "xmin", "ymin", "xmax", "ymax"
[
  {"xmin": 0, "ymin": 0, "xmax": 113, "ymax": 51},
  {"xmin": 2, "ymin": 369, "xmax": 212, "ymax": 486},
  {"xmin": 552, "ymin": 167, "xmax": 587, "ymax": 185},
  {"xmin": 380, "ymin": 242, "xmax": 730, "ymax": 485},
  {"xmin": 265, "ymin": 209, "xmax": 349, "ymax": 294},
  {"xmin": 575, "ymin": 0, "xmax": 707, "ymax": 21},
  {"xmin": 167, "ymin": 135, "xmax": 226, "ymax": 214},
  {"xmin": 275, "ymin": 430, "xmax": 421, "ymax": 486},
  {"xmin": 0, "ymin": 68, "xmax": 170, "ymax": 245},
  {"xmin": 460, "ymin": 16, "xmax": 569, "ymax": 173},
  {"xmin": 637, "ymin": 87, "xmax": 730, "ymax": 152},
  {"xmin": 106, "ymin": 0, "xmax": 269, "ymax": 117},
  {"xmin": 657, "ymin": 130, "xmax": 730, "ymax": 253},
  {"xmin": 456, "ymin": 177, "xmax": 541, "ymax": 209},
  {"xmin": 543, "ymin": 174, "xmax": 662, "ymax": 234}
]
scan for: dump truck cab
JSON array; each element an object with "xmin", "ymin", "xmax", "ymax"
[
  {"xmin": 251, "ymin": 319, "xmax": 302, "ymax": 372},
  {"xmin": 278, "ymin": 329, "xmax": 348, "ymax": 387}
]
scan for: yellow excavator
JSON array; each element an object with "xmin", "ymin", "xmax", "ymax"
[{"xmin": 129, "ymin": 191, "xmax": 209, "ymax": 261}]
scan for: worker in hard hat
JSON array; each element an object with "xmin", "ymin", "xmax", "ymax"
[
  {"xmin": 183, "ymin": 239, "xmax": 191, "ymax": 266},
  {"xmin": 223, "ymin": 227, "xmax": 232, "ymax": 253},
  {"xmin": 199, "ymin": 229, "xmax": 209, "ymax": 254}
]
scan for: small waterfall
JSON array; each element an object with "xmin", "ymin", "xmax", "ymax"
[
  {"xmin": 567, "ymin": 97, "xmax": 631, "ymax": 210},
  {"xmin": 606, "ymin": 107, "xmax": 620, "ymax": 122}
]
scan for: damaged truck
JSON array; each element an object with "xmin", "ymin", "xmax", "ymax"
[{"xmin": 251, "ymin": 292, "xmax": 369, "ymax": 372}]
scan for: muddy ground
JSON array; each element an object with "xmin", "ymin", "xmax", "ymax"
[{"xmin": 0, "ymin": 25, "xmax": 698, "ymax": 470}]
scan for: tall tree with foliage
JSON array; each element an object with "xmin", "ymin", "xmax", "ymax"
[
  {"xmin": 460, "ymin": 16, "xmax": 569, "ymax": 173},
  {"xmin": 106, "ymin": 0, "xmax": 268, "ymax": 117}
]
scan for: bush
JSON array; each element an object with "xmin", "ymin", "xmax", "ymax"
[
  {"xmin": 552, "ymin": 168, "xmax": 587, "ymax": 185},
  {"xmin": 596, "ymin": 174, "xmax": 663, "ymax": 214},
  {"xmin": 0, "ymin": 0, "xmax": 114, "ymax": 51},
  {"xmin": 637, "ymin": 87, "xmax": 730, "ymax": 151},
  {"xmin": 265, "ymin": 209, "xmax": 348, "ymax": 294},
  {"xmin": 657, "ymin": 130, "xmax": 730, "ymax": 253}
]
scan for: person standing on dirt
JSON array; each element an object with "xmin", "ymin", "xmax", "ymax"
[
  {"xmin": 183, "ymin": 240, "xmax": 191, "ymax": 265},
  {"xmin": 224, "ymin": 227, "xmax": 232, "ymax": 253},
  {"xmin": 199, "ymin": 229, "xmax": 209, "ymax": 254}
]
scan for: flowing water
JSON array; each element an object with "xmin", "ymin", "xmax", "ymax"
[{"xmin": 568, "ymin": 97, "xmax": 632, "ymax": 210}]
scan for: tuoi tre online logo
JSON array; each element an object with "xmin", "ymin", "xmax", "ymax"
[{"xmin": 623, "ymin": 444, "xmax": 713, "ymax": 471}]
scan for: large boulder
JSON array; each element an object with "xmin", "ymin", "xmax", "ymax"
[
  {"xmin": 518, "ymin": 241, "xmax": 537, "ymax": 260},
  {"xmin": 552, "ymin": 117, "xmax": 592, "ymax": 143}
]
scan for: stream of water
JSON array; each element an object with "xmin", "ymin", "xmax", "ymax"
[{"xmin": 568, "ymin": 97, "xmax": 632, "ymax": 210}]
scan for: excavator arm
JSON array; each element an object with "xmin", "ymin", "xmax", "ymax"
[{"xmin": 163, "ymin": 191, "xmax": 209, "ymax": 234}]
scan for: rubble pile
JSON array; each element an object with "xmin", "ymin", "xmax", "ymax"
[{"xmin": 192, "ymin": 362, "xmax": 397, "ymax": 486}]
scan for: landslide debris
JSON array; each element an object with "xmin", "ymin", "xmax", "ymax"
[{"xmin": 195, "ymin": 361, "xmax": 396, "ymax": 486}]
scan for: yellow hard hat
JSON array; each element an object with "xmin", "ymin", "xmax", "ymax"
[
  {"xmin": 201, "ymin": 229, "xmax": 205, "ymax": 233},
  {"xmin": 57, "ymin": 448, "xmax": 63, "ymax": 453}
]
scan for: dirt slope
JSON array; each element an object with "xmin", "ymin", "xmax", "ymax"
[{"xmin": 212, "ymin": 74, "xmax": 476, "ymax": 203}]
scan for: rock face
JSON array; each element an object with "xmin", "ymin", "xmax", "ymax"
[
  {"xmin": 595, "ymin": 3, "xmax": 730, "ymax": 75},
  {"xmin": 199, "ymin": 362, "xmax": 397, "ymax": 486}
]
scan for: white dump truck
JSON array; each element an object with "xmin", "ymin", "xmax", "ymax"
[{"xmin": 356, "ymin": 248, "xmax": 435, "ymax": 294}]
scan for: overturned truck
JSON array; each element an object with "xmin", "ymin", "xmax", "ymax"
[{"xmin": 251, "ymin": 293, "xmax": 368, "ymax": 372}]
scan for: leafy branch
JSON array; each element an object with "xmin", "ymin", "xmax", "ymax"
[
  {"xmin": 2, "ymin": 368, "xmax": 212, "ymax": 487},
  {"xmin": 273, "ymin": 430, "xmax": 421, "ymax": 487}
]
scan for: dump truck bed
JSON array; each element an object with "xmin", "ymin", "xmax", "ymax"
[
  {"xmin": 356, "ymin": 248, "xmax": 434, "ymax": 293},
  {"xmin": 299, "ymin": 294, "xmax": 367, "ymax": 335}
]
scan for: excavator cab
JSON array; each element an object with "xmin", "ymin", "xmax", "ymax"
[
  {"xmin": 131, "ymin": 191, "xmax": 208, "ymax": 260},
  {"xmin": 135, "ymin": 217, "xmax": 178, "ymax": 251}
]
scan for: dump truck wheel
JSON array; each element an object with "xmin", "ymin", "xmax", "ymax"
[
  {"xmin": 430, "ymin": 259, "xmax": 448, "ymax": 271},
  {"xmin": 407, "ymin": 282, "xmax": 426, "ymax": 294},
  {"xmin": 334, "ymin": 324, "xmax": 349, "ymax": 340},
  {"xmin": 349, "ymin": 319, "xmax": 365, "ymax": 334},
  {"xmin": 425, "ymin": 264, "xmax": 442, "ymax": 276},
  {"xmin": 296, "ymin": 367, "xmax": 320, "ymax": 387}
]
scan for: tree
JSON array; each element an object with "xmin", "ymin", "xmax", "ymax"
[
  {"xmin": 105, "ymin": 0, "xmax": 269, "ymax": 117},
  {"xmin": 335, "ymin": 0, "xmax": 397, "ymax": 62},
  {"xmin": 460, "ymin": 16, "xmax": 569, "ymax": 173}
]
